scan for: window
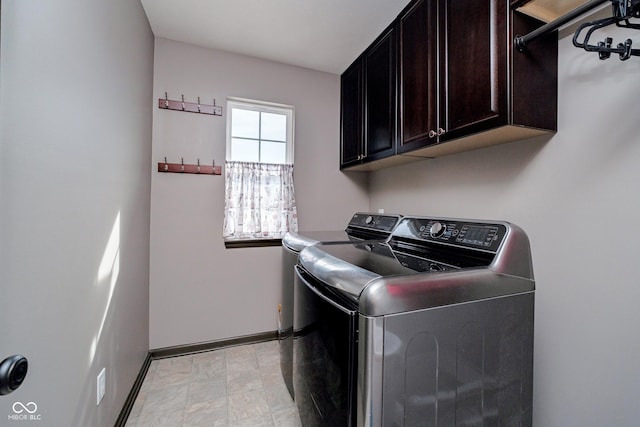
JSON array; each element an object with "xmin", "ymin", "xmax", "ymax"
[
  {"xmin": 226, "ymin": 99, "xmax": 294, "ymax": 165},
  {"xmin": 223, "ymin": 98, "xmax": 298, "ymax": 244}
]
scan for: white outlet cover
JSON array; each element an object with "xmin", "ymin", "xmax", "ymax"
[{"xmin": 97, "ymin": 368, "xmax": 106, "ymax": 405}]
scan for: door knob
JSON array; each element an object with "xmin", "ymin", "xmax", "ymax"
[{"xmin": 0, "ymin": 355, "xmax": 28, "ymax": 395}]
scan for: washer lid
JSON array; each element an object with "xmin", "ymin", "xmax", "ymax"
[
  {"xmin": 283, "ymin": 212, "xmax": 402, "ymax": 252},
  {"xmin": 298, "ymin": 242, "xmax": 415, "ymax": 301},
  {"xmin": 282, "ymin": 230, "xmax": 354, "ymax": 252}
]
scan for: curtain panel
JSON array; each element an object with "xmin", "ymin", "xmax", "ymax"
[{"xmin": 223, "ymin": 161, "xmax": 298, "ymax": 240}]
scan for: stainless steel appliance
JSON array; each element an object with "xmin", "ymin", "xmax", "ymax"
[
  {"xmin": 280, "ymin": 213, "xmax": 402, "ymax": 399},
  {"xmin": 294, "ymin": 216, "xmax": 535, "ymax": 426}
]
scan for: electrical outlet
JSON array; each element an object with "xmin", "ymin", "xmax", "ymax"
[{"xmin": 97, "ymin": 368, "xmax": 106, "ymax": 405}]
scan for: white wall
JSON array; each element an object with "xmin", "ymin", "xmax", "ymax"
[
  {"xmin": 0, "ymin": 0, "xmax": 154, "ymax": 426},
  {"xmin": 149, "ymin": 38, "xmax": 368, "ymax": 349},
  {"xmin": 368, "ymin": 15, "xmax": 640, "ymax": 427}
]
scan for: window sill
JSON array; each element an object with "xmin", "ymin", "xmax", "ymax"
[{"xmin": 224, "ymin": 238, "xmax": 282, "ymax": 249}]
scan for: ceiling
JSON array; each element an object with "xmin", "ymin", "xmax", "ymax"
[{"xmin": 139, "ymin": 0, "xmax": 411, "ymax": 75}]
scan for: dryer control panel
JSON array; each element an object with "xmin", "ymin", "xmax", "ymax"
[{"xmin": 347, "ymin": 213, "xmax": 402, "ymax": 232}]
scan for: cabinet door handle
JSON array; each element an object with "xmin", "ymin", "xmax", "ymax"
[
  {"xmin": 437, "ymin": 128, "xmax": 446, "ymax": 136},
  {"xmin": 428, "ymin": 130, "xmax": 437, "ymax": 138}
]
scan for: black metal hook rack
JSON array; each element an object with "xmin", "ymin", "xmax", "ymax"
[{"xmin": 515, "ymin": 0, "xmax": 640, "ymax": 60}]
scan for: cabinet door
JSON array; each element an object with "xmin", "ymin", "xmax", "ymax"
[
  {"xmin": 364, "ymin": 28, "xmax": 396, "ymax": 161},
  {"xmin": 441, "ymin": 0, "xmax": 508, "ymax": 141},
  {"xmin": 340, "ymin": 59, "xmax": 363, "ymax": 168},
  {"xmin": 398, "ymin": 0, "xmax": 439, "ymax": 154}
]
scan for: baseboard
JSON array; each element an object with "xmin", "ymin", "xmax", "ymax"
[
  {"xmin": 114, "ymin": 331, "xmax": 278, "ymax": 426},
  {"xmin": 149, "ymin": 331, "xmax": 279, "ymax": 359},
  {"xmin": 113, "ymin": 352, "xmax": 152, "ymax": 427}
]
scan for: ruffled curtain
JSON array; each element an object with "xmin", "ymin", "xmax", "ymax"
[{"xmin": 223, "ymin": 161, "xmax": 298, "ymax": 240}]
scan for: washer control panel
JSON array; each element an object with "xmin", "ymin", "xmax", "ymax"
[{"xmin": 395, "ymin": 218, "xmax": 508, "ymax": 253}]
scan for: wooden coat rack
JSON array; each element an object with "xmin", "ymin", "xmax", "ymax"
[
  {"xmin": 157, "ymin": 158, "xmax": 221, "ymax": 175},
  {"xmin": 158, "ymin": 93, "xmax": 223, "ymax": 116}
]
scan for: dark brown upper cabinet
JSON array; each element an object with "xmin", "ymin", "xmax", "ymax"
[
  {"xmin": 397, "ymin": 0, "xmax": 438, "ymax": 154},
  {"xmin": 340, "ymin": 59, "xmax": 363, "ymax": 168},
  {"xmin": 341, "ymin": 27, "xmax": 397, "ymax": 169},
  {"xmin": 341, "ymin": 0, "xmax": 558, "ymax": 171},
  {"xmin": 400, "ymin": 0, "xmax": 557, "ymax": 158},
  {"xmin": 364, "ymin": 28, "xmax": 397, "ymax": 162}
]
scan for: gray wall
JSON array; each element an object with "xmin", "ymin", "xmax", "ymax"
[
  {"xmin": 368, "ymin": 15, "xmax": 640, "ymax": 427},
  {"xmin": 149, "ymin": 38, "xmax": 368, "ymax": 349},
  {"xmin": 0, "ymin": 1, "xmax": 154, "ymax": 425}
]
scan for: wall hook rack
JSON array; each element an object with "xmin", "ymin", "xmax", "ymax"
[
  {"xmin": 158, "ymin": 92, "xmax": 223, "ymax": 116},
  {"xmin": 158, "ymin": 157, "xmax": 221, "ymax": 175}
]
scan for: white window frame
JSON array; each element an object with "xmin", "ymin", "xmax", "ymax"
[{"xmin": 226, "ymin": 97, "xmax": 295, "ymax": 165}]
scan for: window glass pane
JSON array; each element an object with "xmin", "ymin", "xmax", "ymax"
[
  {"xmin": 231, "ymin": 138, "xmax": 260, "ymax": 162},
  {"xmin": 261, "ymin": 112, "xmax": 287, "ymax": 142},
  {"xmin": 232, "ymin": 108, "xmax": 259, "ymax": 139},
  {"xmin": 261, "ymin": 141, "xmax": 287, "ymax": 164}
]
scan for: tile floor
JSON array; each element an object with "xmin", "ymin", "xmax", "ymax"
[{"xmin": 125, "ymin": 341, "xmax": 301, "ymax": 427}]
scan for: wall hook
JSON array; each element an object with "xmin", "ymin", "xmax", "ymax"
[
  {"xmin": 164, "ymin": 92, "xmax": 169, "ymax": 108},
  {"xmin": 164, "ymin": 157, "xmax": 169, "ymax": 172},
  {"xmin": 180, "ymin": 158, "xmax": 185, "ymax": 172},
  {"xmin": 181, "ymin": 95, "xmax": 185, "ymax": 111},
  {"xmin": 197, "ymin": 159, "xmax": 201, "ymax": 173}
]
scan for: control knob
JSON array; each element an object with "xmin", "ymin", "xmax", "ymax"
[
  {"xmin": 365, "ymin": 216, "xmax": 373, "ymax": 224},
  {"xmin": 429, "ymin": 222, "xmax": 446, "ymax": 238}
]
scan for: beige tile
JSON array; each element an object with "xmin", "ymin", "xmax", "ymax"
[
  {"xmin": 256, "ymin": 348, "xmax": 280, "ymax": 371},
  {"xmin": 140, "ymin": 383, "xmax": 188, "ymax": 415},
  {"xmin": 261, "ymin": 371, "xmax": 285, "ymax": 388},
  {"xmin": 226, "ymin": 354, "xmax": 259, "ymax": 373},
  {"xmin": 271, "ymin": 406, "xmax": 303, "ymax": 427},
  {"xmin": 151, "ymin": 356, "xmax": 193, "ymax": 389},
  {"xmin": 183, "ymin": 398, "xmax": 227, "ymax": 427},
  {"xmin": 191, "ymin": 353, "xmax": 226, "ymax": 382},
  {"xmin": 187, "ymin": 378, "xmax": 227, "ymax": 405},
  {"xmin": 265, "ymin": 382, "xmax": 295, "ymax": 412},
  {"xmin": 226, "ymin": 345, "xmax": 255, "ymax": 359},
  {"xmin": 227, "ymin": 369, "xmax": 264, "ymax": 395},
  {"xmin": 190, "ymin": 358, "xmax": 227, "ymax": 381},
  {"xmin": 228, "ymin": 390, "xmax": 271, "ymax": 421},
  {"xmin": 228, "ymin": 415, "xmax": 274, "ymax": 427},
  {"xmin": 125, "ymin": 342, "xmax": 300, "ymax": 426},
  {"xmin": 136, "ymin": 407, "xmax": 185, "ymax": 427}
]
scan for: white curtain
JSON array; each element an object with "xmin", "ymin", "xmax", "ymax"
[{"xmin": 223, "ymin": 161, "xmax": 298, "ymax": 240}]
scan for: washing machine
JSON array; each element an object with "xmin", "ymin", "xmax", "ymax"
[
  {"xmin": 294, "ymin": 216, "xmax": 535, "ymax": 426},
  {"xmin": 279, "ymin": 212, "xmax": 402, "ymax": 399}
]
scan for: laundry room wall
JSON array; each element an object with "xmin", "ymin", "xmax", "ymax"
[
  {"xmin": 367, "ymin": 11, "xmax": 640, "ymax": 427},
  {"xmin": 149, "ymin": 38, "xmax": 368, "ymax": 349},
  {"xmin": 0, "ymin": 0, "xmax": 153, "ymax": 425}
]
